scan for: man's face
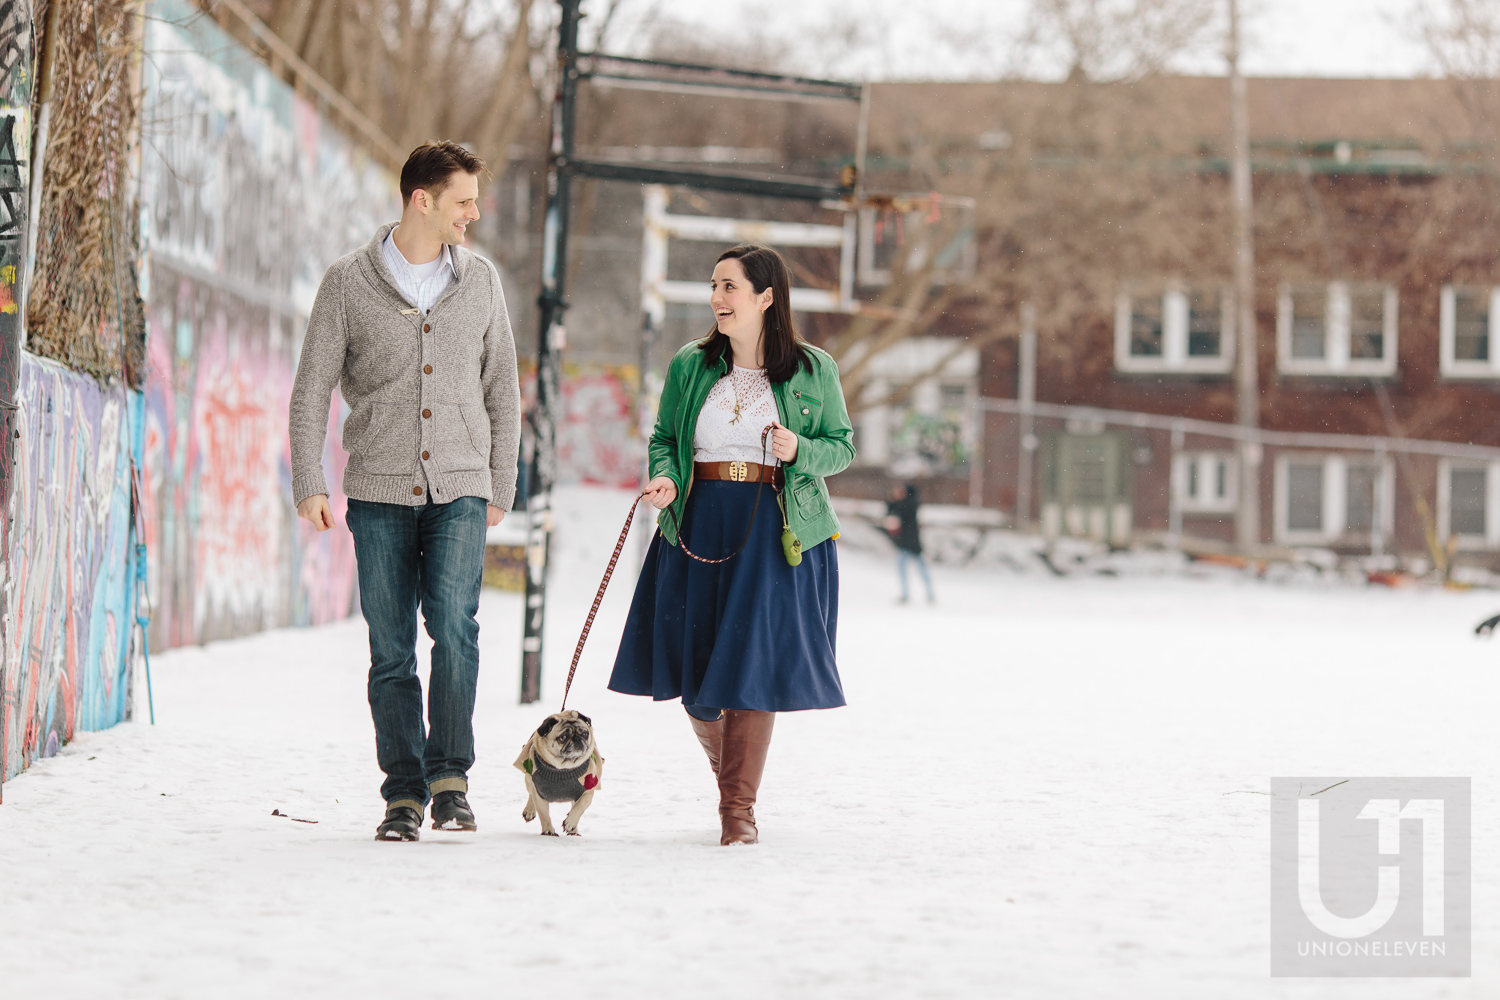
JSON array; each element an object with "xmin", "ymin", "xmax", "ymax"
[{"xmin": 413, "ymin": 170, "xmax": 481, "ymax": 245}]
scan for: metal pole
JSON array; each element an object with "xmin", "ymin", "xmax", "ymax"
[
  {"xmin": 520, "ymin": 0, "xmax": 583, "ymax": 705},
  {"xmin": 1228, "ymin": 0, "xmax": 1260, "ymax": 553},
  {"xmin": 1372, "ymin": 441, "xmax": 1387, "ymax": 559},
  {"xmin": 1169, "ymin": 420, "xmax": 1185, "ymax": 548},
  {"xmin": 1015, "ymin": 302, "xmax": 1037, "ymax": 528},
  {"xmin": 638, "ymin": 185, "xmax": 668, "ymax": 562}
]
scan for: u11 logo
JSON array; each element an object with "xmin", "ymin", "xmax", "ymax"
[{"xmin": 1270, "ymin": 777, "xmax": 1469, "ymax": 977}]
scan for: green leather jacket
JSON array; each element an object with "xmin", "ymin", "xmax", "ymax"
[{"xmin": 649, "ymin": 339, "xmax": 855, "ymax": 551}]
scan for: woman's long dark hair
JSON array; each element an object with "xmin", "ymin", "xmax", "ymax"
[{"xmin": 700, "ymin": 243, "xmax": 815, "ymax": 382}]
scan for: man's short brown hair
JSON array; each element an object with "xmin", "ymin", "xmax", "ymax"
[{"xmin": 400, "ymin": 140, "xmax": 486, "ymax": 205}]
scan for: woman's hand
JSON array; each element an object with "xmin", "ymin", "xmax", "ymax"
[
  {"xmin": 642, "ymin": 476, "xmax": 678, "ymax": 509},
  {"xmin": 769, "ymin": 421, "xmax": 799, "ymax": 464}
]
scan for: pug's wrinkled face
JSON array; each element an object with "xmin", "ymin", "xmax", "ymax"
[{"xmin": 535, "ymin": 710, "xmax": 593, "ymax": 767}]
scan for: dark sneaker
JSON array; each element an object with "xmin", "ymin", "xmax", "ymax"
[
  {"xmin": 431, "ymin": 790, "xmax": 477, "ymax": 831},
  {"xmin": 375, "ymin": 804, "xmax": 422, "ymax": 842}
]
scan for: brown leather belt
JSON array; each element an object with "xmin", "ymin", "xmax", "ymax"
[{"xmin": 693, "ymin": 460, "xmax": 783, "ymax": 487}]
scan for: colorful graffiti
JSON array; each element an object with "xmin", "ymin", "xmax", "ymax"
[
  {"xmin": 524, "ymin": 367, "xmax": 646, "ymax": 491},
  {"xmin": 1, "ymin": 356, "xmax": 139, "ymax": 782},
  {"xmin": 137, "ymin": 1, "xmax": 398, "ymax": 647},
  {"xmin": 556, "ymin": 372, "xmax": 645, "ymax": 489}
]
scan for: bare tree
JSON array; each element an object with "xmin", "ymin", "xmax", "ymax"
[
  {"xmin": 1013, "ymin": 0, "xmax": 1220, "ymax": 82},
  {"xmin": 204, "ymin": 0, "xmax": 544, "ymax": 170}
]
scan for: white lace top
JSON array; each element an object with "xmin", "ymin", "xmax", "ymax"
[{"xmin": 694, "ymin": 365, "xmax": 781, "ymax": 465}]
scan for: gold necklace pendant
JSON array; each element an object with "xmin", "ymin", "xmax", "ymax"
[{"xmin": 730, "ymin": 401, "xmax": 742, "ymax": 425}]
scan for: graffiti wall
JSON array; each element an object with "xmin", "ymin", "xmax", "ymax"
[
  {"xmin": 1, "ymin": 357, "xmax": 139, "ymax": 782},
  {"xmin": 138, "ymin": 0, "xmax": 399, "ymax": 646}
]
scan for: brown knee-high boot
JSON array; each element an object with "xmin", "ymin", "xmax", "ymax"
[
  {"xmin": 717, "ymin": 709, "xmax": 775, "ymax": 845},
  {"xmin": 687, "ymin": 710, "xmax": 723, "ymax": 776}
]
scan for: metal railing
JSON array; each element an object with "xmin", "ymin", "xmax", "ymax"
[{"xmin": 975, "ymin": 396, "xmax": 1500, "ymax": 561}]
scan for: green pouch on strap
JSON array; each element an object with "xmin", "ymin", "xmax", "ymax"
[{"xmin": 778, "ymin": 493, "xmax": 802, "ymax": 566}]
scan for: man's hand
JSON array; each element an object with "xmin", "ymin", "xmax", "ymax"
[
  {"xmin": 297, "ymin": 494, "xmax": 335, "ymax": 532},
  {"xmin": 642, "ymin": 476, "xmax": 678, "ymax": 509},
  {"xmin": 488, "ymin": 505, "xmax": 505, "ymax": 527},
  {"xmin": 770, "ymin": 420, "xmax": 799, "ymax": 464}
]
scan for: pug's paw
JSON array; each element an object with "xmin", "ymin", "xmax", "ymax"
[
  {"xmin": 541, "ymin": 829, "xmax": 559, "ymax": 837},
  {"xmin": 522, "ymin": 803, "xmax": 536, "ymax": 822}
]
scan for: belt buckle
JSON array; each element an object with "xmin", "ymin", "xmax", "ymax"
[{"xmin": 728, "ymin": 460, "xmax": 748, "ymax": 482}]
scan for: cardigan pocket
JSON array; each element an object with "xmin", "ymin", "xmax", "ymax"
[
  {"xmin": 460, "ymin": 405, "xmax": 492, "ymax": 463},
  {"xmin": 435, "ymin": 405, "xmax": 487, "ymax": 473},
  {"xmin": 347, "ymin": 403, "xmax": 410, "ymax": 475}
]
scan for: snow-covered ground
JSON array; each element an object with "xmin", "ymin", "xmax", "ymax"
[{"xmin": 5, "ymin": 485, "xmax": 1500, "ymax": 998}]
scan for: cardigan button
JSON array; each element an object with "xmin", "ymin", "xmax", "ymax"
[
  {"xmin": 424, "ymin": 364, "xmax": 433, "ymax": 374},
  {"xmin": 802, "ymin": 408, "xmax": 809, "ymax": 415},
  {"xmin": 413, "ymin": 486, "xmax": 423, "ymax": 496},
  {"xmin": 423, "ymin": 324, "xmax": 431, "ymax": 333},
  {"xmin": 422, "ymin": 408, "xmax": 431, "ymax": 418},
  {"xmin": 422, "ymin": 451, "xmax": 430, "ymax": 460}
]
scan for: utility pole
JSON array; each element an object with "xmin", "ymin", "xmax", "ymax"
[
  {"xmin": 1228, "ymin": 0, "xmax": 1260, "ymax": 553},
  {"xmin": 519, "ymin": 0, "xmax": 583, "ymax": 704}
]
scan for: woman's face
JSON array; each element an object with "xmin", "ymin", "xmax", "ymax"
[{"xmin": 710, "ymin": 257, "xmax": 773, "ymax": 343}]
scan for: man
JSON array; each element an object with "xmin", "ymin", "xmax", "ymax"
[{"xmin": 289, "ymin": 141, "xmax": 520, "ymax": 842}]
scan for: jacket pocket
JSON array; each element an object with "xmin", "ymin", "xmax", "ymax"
[
  {"xmin": 347, "ymin": 404, "xmax": 412, "ymax": 476},
  {"xmin": 792, "ymin": 475, "xmax": 827, "ymax": 517},
  {"xmin": 435, "ymin": 405, "xmax": 487, "ymax": 473}
]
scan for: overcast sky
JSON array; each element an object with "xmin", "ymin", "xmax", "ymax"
[{"xmin": 590, "ymin": 0, "xmax": 1434, "ymax": 80}]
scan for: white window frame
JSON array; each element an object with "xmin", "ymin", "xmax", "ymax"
[
  {"xmin": 1276, "ymin": 282, "xmax": 1398, "ymax": 376},
  {"xmin": 1439, "ymin": 285, "xmax": 1500, "ymax": 378},
  {"xmin": 1273, "ymin": 453, "xmax": 1395, "ymax": 545},
  {"xmin": 1435, "ymin": 459, "xmax": 1500, "ymax": 549},
  {"xmin": 1172, "ymin": 450, "xmax": 1238, "ymax": 514},
  {"xmin": 1113, "ymin": 284, "xmax": 1234, "ymax": 374}
]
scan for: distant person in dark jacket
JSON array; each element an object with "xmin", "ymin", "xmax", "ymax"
[{"xmin": 884, "ymin": 483, "xmax": 934, "ymax": 604}]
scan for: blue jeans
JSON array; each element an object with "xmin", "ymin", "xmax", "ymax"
[
  {"xmin": 897, "ymin": 549, "xmax": 934, "ymax": 602},
  {"xmin": 346, "ymin": 496, "xmax": 487, "ymax": 806}
]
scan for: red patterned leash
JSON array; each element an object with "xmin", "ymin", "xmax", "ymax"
[{"xmin": 560, "ymin": 491, "xmax": 648, "ymax": 712}]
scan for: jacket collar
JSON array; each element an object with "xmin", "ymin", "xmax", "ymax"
[{"xmin": 362, "ymin": 220, "xmax": 470, "ymax": 301}]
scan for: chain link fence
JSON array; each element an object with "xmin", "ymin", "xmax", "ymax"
[{"xmin": 979, "ymin": 397, "xmax": 1500, "ymax": 578}]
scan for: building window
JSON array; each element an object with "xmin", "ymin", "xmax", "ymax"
[
  {"xmin": 1114, "ymin": 285, "xmax": 1233, "ymax": 374},
  {"xmin": 1439, "ymin": 285, "xmax": 1500, "ymax": 378},
  {"xmin": 1436, "ymin": 460, "xmax": 1500, "ymax": 548},
  {"xmin": 1277, "ymin": 282, "xmax": 1398, "ymax": 376},
  {"xmin": 1173, "ymin": 451, "xmax": 1237, "ymax": 513},
  {"xmin": 1273, "ymin": 454, "xmax": 1393, "ymax": 544}
]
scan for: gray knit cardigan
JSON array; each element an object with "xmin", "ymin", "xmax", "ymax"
[{"xmin": 289, "ymin": 222, "xmax": 521, "ymax": 510}]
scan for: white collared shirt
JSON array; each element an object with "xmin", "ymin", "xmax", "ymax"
[{"xmin": 382, "ymin": 227, "xmax": 455, "ymax": 315}]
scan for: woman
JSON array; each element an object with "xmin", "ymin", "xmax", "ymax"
[{"xmin": 609, "ymin": 242, "xmax": 854, "ymax": 846}]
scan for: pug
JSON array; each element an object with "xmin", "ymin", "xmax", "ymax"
[{"xmin": 513, "ymin": 710, "xmax": 604, "ymax": 836}]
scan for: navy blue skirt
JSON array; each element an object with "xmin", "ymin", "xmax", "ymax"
[{"xmin": 609, "ymin": 480, "xmax": 845, "ymax": 713}]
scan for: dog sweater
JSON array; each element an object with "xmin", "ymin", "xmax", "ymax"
[{"xmin": 523, "ymin": 754, "xmax": 593, "ymax": 802}]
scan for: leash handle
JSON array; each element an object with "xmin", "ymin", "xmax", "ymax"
[{"xmin": 560, "ymin": 491, "xmax": 646, "ymax": 711}]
